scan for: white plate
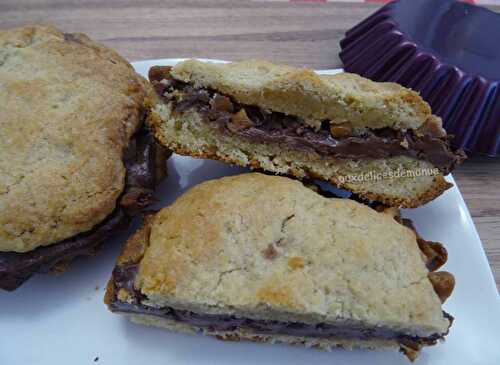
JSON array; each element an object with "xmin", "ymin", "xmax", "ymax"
[{"xmin": 1, "ymin": 59, "xmax": 499, "ymax": 365}]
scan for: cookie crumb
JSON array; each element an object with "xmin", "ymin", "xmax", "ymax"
[
  {"xmin": 117, "ymin": 288, "xmax": 134, "ymax": 303},
  {"xmin": 94, "ymin": 357, "xmax": 99, "ymax": 362}
]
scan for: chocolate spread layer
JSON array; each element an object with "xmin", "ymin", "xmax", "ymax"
[
  {"xmin": 149, "ymin": 66, "xmax": 465, "ymax": 174},
  {"xmin": 0, "ymin": 129, "xmax": 168, "ymax": 291},
  {"xmin": 108, "ymin": 263, "xmax": 451, "ymax": 350}
]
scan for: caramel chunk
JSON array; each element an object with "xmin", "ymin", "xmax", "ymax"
[
  {"xmin": 330, "ymin": 122, "xmax": 353, "ymax": 138},
  {"xmin": 120, "ymin": 187, "xmax": 155, "ymax": 215},
  {"xmin": 227, "ymin": 109, "xmax": 254, "ymax": 132},
  {"xmin": 399, "ymin": 340, "xmax": 420, "ymax": 362},
  {"xmin": 417, "ymin": 116, "xmax": 446, "ymax": 138},
  {"xmin": 428, "ymin": 272, "xmax": 455, "ymax": 303},
  {"xmin": 417, "ymin": 239, "xmax": 448, "ymax": 271},
  {"xmin": 210, "ymin": 94, "xmax": 234, "ymax": 113}
]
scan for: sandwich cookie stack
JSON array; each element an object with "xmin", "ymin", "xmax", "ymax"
[
  {"xmin": 0, "ymin": 25, "xmax": 169, "ymax": 291},
  {"xmin": 105, "ymin": 59, "xmax": 464, "ymax": 361},
  {"xmin": 146, "ymin": 60, "xmax": 465, "ymax": 207}
]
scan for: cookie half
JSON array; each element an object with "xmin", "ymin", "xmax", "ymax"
[
  {"xmin": 105, "ymin": 173, "xmax": 454, "ymax": 361},
  {"xmin": 147, "ymin": 60, "xmax": 465, "ymax": 208},
  {"xmin": 0, "ymin": 25, "xmax": 170, "ymax": 290}
]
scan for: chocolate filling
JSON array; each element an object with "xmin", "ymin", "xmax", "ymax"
[
  {"xmin": 107, "ymin": 262, "xmax": 451, "ymax": 352},
  {"xmin": 149, "ymin": 66, "xmax": 465, "ymax": 174},
  {"xmin": 0, "ymin": 129, "xmax": 168, "ymax": 291}
]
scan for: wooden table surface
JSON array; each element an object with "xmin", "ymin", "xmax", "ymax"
[{"xmin": 1, "ymin": 0, "xmax": 499, "ymax": 290}]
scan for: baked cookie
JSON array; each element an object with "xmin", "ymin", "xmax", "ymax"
[
  {"xmin": 147, "ymin": 60, "xmax": 466, "ymax": 208},
  {"xmin": 0, "ymin": 25, "xmax": 169, "ymax": 290},
  {"xmin": 105, "ymin": 173, "xmax": 454, "ymax": 361}
]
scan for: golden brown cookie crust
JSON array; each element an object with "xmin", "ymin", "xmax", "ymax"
[
  {"xmin": 171, "ymin": 59, "xmax": 432, "ymax": 130},
  {"xmin": 0, "ymin": 25, "xmax": 152, "ymax": 252}
]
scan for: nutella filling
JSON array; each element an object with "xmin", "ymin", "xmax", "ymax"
[
  {"xmin": 150, "ymin": 66, "xmax": 465, "ymax": 174},
  {"xmin": 108, "ymin": 263, "xmax": 451, "ymax": 350},
  {"xmin": 0, "ymin": 129, "xmax": 168, "ymax": 291}
]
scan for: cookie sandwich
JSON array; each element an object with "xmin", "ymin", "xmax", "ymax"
[
  {"xmin": 147, "ymin": 60, "xmax": 465, "ymax": 208},
  {"xmin": 105, "ymin": 173, "xmax": 454, "ymax": 361},
  {"xmin": 0, "ymin": 25, "xmax": 169, "ymax": 290}
]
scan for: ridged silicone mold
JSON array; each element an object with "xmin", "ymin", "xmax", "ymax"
[{"xmin": 339, "ymin": 0, "xmax": 500, "ymax": 156}]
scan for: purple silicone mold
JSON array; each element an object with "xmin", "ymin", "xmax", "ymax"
[{"xmin": 339, "ymin": 0, "xmax": 500, "ymax": 156}]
